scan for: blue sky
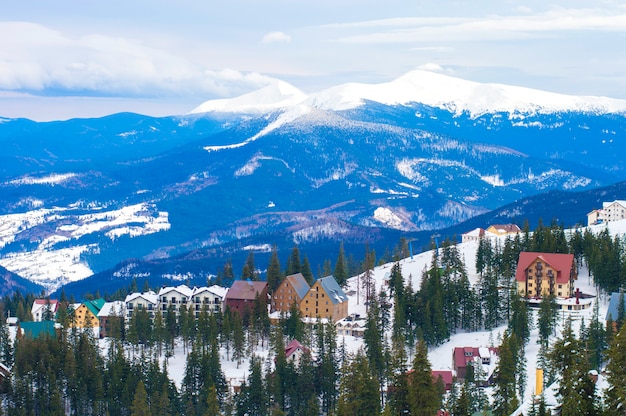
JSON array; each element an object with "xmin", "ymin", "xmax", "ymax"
[{"xmin": 1, "ymin": 1, "xmax": 625, "ymax": 120}]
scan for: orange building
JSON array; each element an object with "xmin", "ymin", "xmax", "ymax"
[
  {"xmin": 515, "ymin": 252, "xmax": 576, "ymax": 299},
  {"xmin": 299, "ymin": 276, "xmax": 348, "ymax": 322},
  {"xmin": 271, "ymin": 273, "xmax": 310, "ymax": 313}
]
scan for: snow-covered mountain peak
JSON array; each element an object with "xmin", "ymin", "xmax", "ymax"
[
  {"xmin": 189, "ymin": 80, "xmax": 308, "ymax": 115},
  {"xmin": 189, "ymin": 69, "xmax": 626, "ymax": 117},
  {"xmin": 308, "ymin": 69, "xmax": 626, "ymax": 116}
]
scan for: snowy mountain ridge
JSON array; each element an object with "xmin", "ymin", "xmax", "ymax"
[{"xmin": 190, "ymin": 69, "xmax": 626, "ymax": 118}]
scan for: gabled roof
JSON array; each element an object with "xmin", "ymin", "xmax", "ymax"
[
  {"xmin": 97, "ymin": 301, "xmax": 126, "ymax": 318},
  {"xmin": 158, "ymin": 284, "xmax": 193, "ymax": 298},
  {"xmin": 82, "ymin": 298, "xmax": 106, "ymax": 317},
  {"xmin": 192, "ymin": 285, "xmax": 228, "ymax": 299},
  {"xmin": 285, "ymin": 339, "xmax": 310, "ymax": 358},
  {"xmin": 603, "ymin": 200, "xmax": 626, "ymax": 209},
  {"xmin": 226, "ymin": 280, "xmax": 268, "ymax": 301},
  {"xmin": 515, "ymin": 252, "xmax": 574, "ymax": 284},
  {"xmin": 487, "ymin": 224, "xmax": 521, "ymax": 234},
  {"xmin": 31, "ymin": 299, "xmax": 60, "ymax": 314},
  {"xmin": 453, "ymin": 346, "xmax": 496, "ymax": 369},
  {"xmin": 432, "ymin": 370, "xmax": 453, "ymax": 386},
  {"xmin": 20, "ymin": 321, "xmax": 56, "ymax": 339},
  {"xmin": 283, "ymin": 273, "xmax": 310, "ymax": 300},
  {"xmin": 317, "ymin": 276, "xmax": 348, "ymax": 305},
  {"xmin": 208, "ymin": 285, "xmax": 229, "ymax": 299},
  {"xmin": 463, "ymin": 227, "xmax": 485, "ymax": 237},
  {"xmin": 124, "ymin": 291, "xmax": 158, "ymax": 304}
]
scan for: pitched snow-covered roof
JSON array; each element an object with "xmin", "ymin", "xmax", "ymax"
[
  {"xmin": 192, "ymin": 285, "xmax": 228, "ymax": 299},
  {"xmin": 603, "ymin": 200, "xmax": 626, "ymax": 209},
  {"xmin": 486, "ymin": 223, "xmax": 521, "ymax": 235},
  {"xmin": 462, "ymin": 227, "xmax": 485, "ymax": 237},
  {"xmin": 124, "ymin": 291, "xmax": 158, "ymax": 305},
  {"xmin": 208, "ymin": 285, "xmax": 229, "ymax": 299},
  {"xmin": 31, "ymin": 299, "xmax": 59, "ymax": 315},
  {"xmin": 158, "ymin": 284, "xmax": 193, "ymax": 298},
  {"xmin": 317, "ymin": 276, "xmax": 348, "ymax": 305},
  {"xmin": 97, "ymin": 301, "xmax": 126, "ymax": 318}
]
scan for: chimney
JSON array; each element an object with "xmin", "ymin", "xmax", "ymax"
[{"xmin": 575, "ymin": 288, "xmax": 580, "ymax": 305}]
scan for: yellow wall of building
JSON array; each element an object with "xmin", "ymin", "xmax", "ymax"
[
  {"xmin": 518, "ymin": 259, "xmax": 571, "ymax": 298},
  {"xmin": 71, "ymin": 304, "xmax": 99, "ymax": 328}
]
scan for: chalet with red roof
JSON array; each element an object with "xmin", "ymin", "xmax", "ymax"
[
  {"xmin": 516, "ymin": 252, "xmax": 576, "ymax": 299},
  {"xmin": 432, "ymin": 370, "xmax": 453, "ymax": 391},
  {"xmin": 224, "ymin": 280, "xmax": 268, "ymax": 318},
  {"xmin": 285, "ymin": 339, "xmax": 310, "ymax": 365},
  {"xmin": 31, "ymin": 299, "xmax": 59, "ymax": 322},
  {"xmin": 453, "ymin": 346, "xmax": 497, "ymax": 383}
]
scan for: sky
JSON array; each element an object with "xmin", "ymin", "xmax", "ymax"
[{"xmin": 1, "ymin": 1, "xmax": 626, "ymax": 121}]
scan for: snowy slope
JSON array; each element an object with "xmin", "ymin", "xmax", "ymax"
[
  {"xmin": 189, "ymin": 80, "xmax": 307, "ymax": 114},
  {"xmin": 190, "ymin": 69, "xmax": 626, "ymax": 117},
  {"xmin": 119, "ymin": 219, "xmax": 626, "ymax": 412}
]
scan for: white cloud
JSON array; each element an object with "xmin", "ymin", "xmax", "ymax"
[
  {"xmin": 0, "ymin": 22, "xmax": 279, "ymax": 98},
  {"xmin": 410, "ymin": 46, "xmax": 454, "ymax": 52},
  {"xmin": 333, "ymin": 8, "xmax": 626, "ymax": 44},
  {"xmin": 261, "ymin": 31, "xmax": 292, "ymax": 44}
]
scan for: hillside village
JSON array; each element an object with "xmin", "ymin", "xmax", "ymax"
[{"xmin": 3, "ymin": 203, "xmax": 626, "ymax": 415}]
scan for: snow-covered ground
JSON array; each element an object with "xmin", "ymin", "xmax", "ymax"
[
  {"xmin": 105, "ymin": 219, "xmax": 626, "ymax": 411},
  {"xmin": 0, "ymin": 202, "xmax": 170, "ymax": 292}
]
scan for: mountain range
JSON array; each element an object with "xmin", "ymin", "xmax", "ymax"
[{"xmin": 1, "ymin": 69, "xmax": 625, "ymax": 297}]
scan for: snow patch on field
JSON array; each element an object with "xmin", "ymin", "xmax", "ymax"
[
  {"xmin": 0, "ymin": 202, "xmax": 170, "ymax": 291},
  {"xmin": 5, "ymin": 173, "xmax": 77, "ymax": 186}
]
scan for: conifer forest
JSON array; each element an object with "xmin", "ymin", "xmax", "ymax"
[{"xmin": 1, "ymin": 222, "xmax": 626, "ymax": 415}]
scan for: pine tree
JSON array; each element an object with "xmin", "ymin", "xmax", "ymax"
[
  {"xmin": 408, "ymin": 340, "xmax": 441, "ymax": 416},
  {"xmin": 550, "ymin": 317, "xmax": 601, "ymax": 416},
  {"xmin": 204, "ymin": 384, "xmax": 221, "ymax": 416},
  {"xmin": 337, "ymin": 351, "xmax": 380, "ymax": 416},
  {"xmin": 334, "ymin": 242, "xmax": 349, "ymax": 287},
  {"xmin": 363, "ymin": 297, "xmax": 386, "ymax": 405},
  {"xmin": 286, "ymin": 246, "xmax": 302, "ymax": 275},
  {"xmin": 232, "ymin": 312, "xmax": 245, "ymax": 368},
  {"xmin": 604, "ymin": 325, "xmax": 626, "ymax": 413},
  {"xmin": 241, "ymin": 355, "xmax": 268, "ymax": 416},
  {"xmin": 509, "ymin": 291, "xmax": 531, "ymax": 345},
  {"xmin": 131, "ymin": 381, "xmax": 150, "ymax": 416},
  {"xmin": 266, "ymin": 245, "xmax": 283, "ymax": 293},
  {"xmin": 301, "ymin": 255, "xmax": 314, "ymax": 285},
  {"xmin": 242, "ymin": 251, "xmax": 257, "ymax": 280},
  {"xmin": 537, "ymin": 294, "xmax": 558, "ymax": 347},
  {"xmin": 492, "ymin": 331, "xmax": 519, "ymax": 416}
]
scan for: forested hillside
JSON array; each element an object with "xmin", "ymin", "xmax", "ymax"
[{"xmin": 1, "ymin": 221, "xmax": 626, "ymax": 415}]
